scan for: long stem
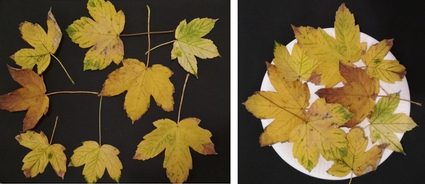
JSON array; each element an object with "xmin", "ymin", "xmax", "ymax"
[
  {"xmin": 146, "ymin": 5, "xmax": 151, "ymax": 66},
  {"xmin": 46, "ymin": 90, "xmax": 99, "ymax": 96},
  {"xmin": 348, "ymin": 173, "xmax": 353, "ymax": 184},
  {"xmin": 120, "ymin": 30, "xmax": 174, "ymax": 37},
  {"xmin": 50, "ymin": 54, "xmax": 75, "ymax": 85},
  {"xmin": 98, "ymin": 96, "xmax": 103, "ymax": 145},
  {"xmin": 49, "ymin": 116, "xmax": 59, "ymax": 145},
  {"xmin": 377, "ymin": 95, "xmax": 422, "ymax": 106},
  {"xmin": 145, "ymin": 40, "xmax": 175, "ymax": 55},
  {"xmin": 177, "ymin": 73, "xmax": 190, "ymax": 123}
]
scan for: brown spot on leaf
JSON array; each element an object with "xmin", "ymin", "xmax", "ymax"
[{"xmin": 203, "ymin": 143, "xmax": 217, "ymax": 155}]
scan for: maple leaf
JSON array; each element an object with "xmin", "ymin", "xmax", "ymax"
[
  {"xmin": 0, "ymin": 66, "xmax": 49, "ymax": 131},
  {"xmin": 368, "ymin": 93, "xmax": 417, "ymax": 153},
  {"xmin": 171, "ymin": 18, "xmax": 220, "ymax": 76},
  {"xmin": 316, "ymin": 64, "xmax": 379, "ymax": 127},
  {"xmin": 67, "ymin": 0, "xmax": 125, "ymax": 70},
  {"xmin": 293, "ymin": 3, "xmax": 363, "ymax": 87},
  {"xmin": 289, "ymin": 98, "xmax": 352, "ymax": 171},
  {"xmin": 100, "ymin": 59, "xmax": 174, "ymax": 122},
  {"xmin": 16, "ymin": 131, "xmax": 67, "ymax": 179},
  {"xmin": 327, "ymin": 127, "xmax": 385, "ymax": 177},
  {"xmin": 70, "ymin": 141, "xmax": 123, "ymax": 183},
  {"xmin": 273, "ymin": 42, "xmax": 318, "ymax": 81},
  {"xmin": 362, "ymin": 39, "xmax": 406, "ymax": 83},
  {"xmin": 244, "ymin": 64, "xmax": 310, "ymax": 146},
  {"xmin": 134, "ymin": 118, "xmax": 216, "ymax": 183},
  {"xmin": 10, "ymin": 9, "xmax": 62, "ymax": 74}
]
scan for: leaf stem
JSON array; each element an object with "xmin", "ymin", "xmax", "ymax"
[
  {"xmin": 377, "ymin": 95, "xmax": 422, "ymax": 106},
  {"xmin": 348, "ymin": 173, "xmax": 353, "ymax": 184},
  {"xmin": 177, "ymin": 73, "xmax": 190, "ymax": 123},
  {"xmin": 49, "ymin": 116, "xmax": 59, "ymax": 145},
  {"xmin": 50, "ymin": 54, "xmax": 75, "ymax": 85},
  {"xmin": 144, "ymin": 40, "xmax": 175, "ymax": 55},
  {"xmin": 98, "ymin": 96, "xmax": 103, "ymax": 145},
  {"xmin": 146, "ymin": 5, "xmax": 151, "ymax": 67},
  {"xmin": 120, "ymin": 30, "xmax": 174, "ymax": 37},
  {"xmin": 46, "ymin": 90, "xmax": 99, "ymax": 96}
]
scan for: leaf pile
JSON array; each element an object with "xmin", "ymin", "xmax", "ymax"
[
  {"xmin": 0, "ymin": 0, "xmax": 221, "ymax": 183},
  {"xmin": 245, "ymin": 3, "xmax": 417, "ymax": 179}
]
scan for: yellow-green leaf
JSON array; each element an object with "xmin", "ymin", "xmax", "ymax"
[
  {"xmin": 134, "ymin": 118, "xmax": 216, "ymax": 183},
  {"xmin": 16, "ymin": 131, "xmax": 67, "ymax": 179},
  {"xmin": 67, "ymin": 0, "xmax": 125, "ymax": 70},
  {"xmin": 273, "ymin": 42, "xmax": 318, "ymax": 81},
  {"xmin": 0, "ymin": 66, "xmax": 49, "ymax": 131},
  {"xmin": 334, "ymin": 3, "xmax": 362, "ymax": 62},
  {"xmin": 244, "ymin": 64, "xmax": 309, "ymax": 146},
  {"xmin": 171, "ymin": 18, "xmax": 220, "ymax": 76},
  {"xmin": 11, "ymin": 9, "xmax": 61, "ymax": 74},
  {"xmin": 327, "ymin": 128, "xmax": 385, "ymax": 177},
  {"xmin": 289, "ymin": 98, "xmax": 352, "ymax": 171},
  {"xmin": 70, "ymin": 141, "xmax": 123, "ymax": 183},
  {"xmin": 369, "ymin": 93, "xmax": 417, "ymax": 153},
  {"xmin": 362, "ymin": 39, "xmax": 406, "ymax": 83},
  {"xmin": 100, "ymin": 59, "xmax": 174, "ymax": 122}
]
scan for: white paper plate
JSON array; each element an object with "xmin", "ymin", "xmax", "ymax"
[{"xmin": 260, "ymin": 28, "xmax": 411, "ymax": 180}]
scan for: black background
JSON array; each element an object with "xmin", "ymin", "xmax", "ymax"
[
  {"xmin": 0, "ymin": 0, "xmax": 229, "ymax": 182},
  {"xmin": 239, "ymin": 0, "xmax": 425, "ymax": 184}
]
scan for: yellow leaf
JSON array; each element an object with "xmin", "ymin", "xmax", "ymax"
[
  {"xmin": 11, "ymin": 9, "xmax": 61, "ymax": 74},
  {"xmin": 362, "ymin": 39, "xmax": 406, "ymax": 83},
  {"xmin": 0, "ymin": 66, "xmax": 49, "ymax": 131},
  {"xmin": 171, "ymin": 18, "xmax": 220, "ymax": 76},
  {"xmin": 70, "ymin": 141, "xmax": 123, "ymax": 183},
  {"xmin": 316, "ymin": 64, "xmax": 379, "ymax": 127},
  {"xmin": 289, "ymin": 98, "xmax": 352, "ymax": 171},
  {"xmin": 369, "ymin": 93, "xmax": 417, "ymax": 153},
  {"xmin": 100, "ymin": 59, "xmax": 174, "ymax": 122},
  {"xmin": 273, "ymin": 42, "xmax": 318, "ymax": 81},
  {"xmin": 244, "ymin": 64, "xmax": 309, "ymax": 146},
  {"xmin": 67, "ymin": 0, "xmax": 125, "ymax": 70},
  {"xmin": 16, "ymin": 131, "xmax": 67, "ymax": 179},
  {"xmin": 293, "ymin": 4, "xmax": 362, "ymax": 87},
  {"xmin": 327, "ymin": 128, "xmax": 385, "ymax": 177},
  {"xmin": 134, "ymin": 118, "xmax": 216, "ymax": 183}
]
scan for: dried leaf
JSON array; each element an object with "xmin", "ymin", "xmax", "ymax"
[
  {"xmin": 244, "ymin": 64, "xmax": 309, "ymax": 146},
  {"xmin": 0, "ymin": 66, "xmax": 49, "ymax": 130},
  {"xmin": 362, "ymin": 39, "xmax": 406, "ymax": 83},
  {"xmin": 316, "ymin": 64, "xmax": 379, "ymax": 127},
  {"xmin": 293, "ymin": 3, "xmax": 362, "ymax": 87},
  {"xmin": 67, "ymin": 0, "xmax": 125, "ymax": 70},
  {"xmin": 369, "ymin": 93, "xmax": 417, "ymax": 153},
  {"xmin": 11, "ymin": 9, "xmax": 61, "ymax": 74},
  {"xmin": 134, "ymin": 118, "xmax": 216, "ymax": 183},
  {"xmin": 289, "ymin": 98, "xmax": 352, "ymax": 171},
  {"xmin": 171, "ymin": 18, "xmax": 220, "ymax": 76},
  {"xmin": 70, "ymin": 141, "xmax": 123, "ymax": 183},
  {"xmin": 100, "ymin": 59, "xmax": 174, "ymax": 122},
  {"xmin": 327, "ymin": 127, "xmax": 385, "ymax": 177},
  {"xmin": 16, "ymin": 131, "xmax": 67, "ymax": 179}
]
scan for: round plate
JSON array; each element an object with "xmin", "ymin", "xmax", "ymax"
[{"xmin": 260, "ymin": 28, "xmax": 411, "ymax": 180}]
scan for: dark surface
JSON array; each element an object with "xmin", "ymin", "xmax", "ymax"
[
  {"xmin": 0, "ymin": 0, "xmax": 230, "ymax": 182},
  {"xmin": 239, "ymin": 0, "xmax": 425, "ymax": 184}
]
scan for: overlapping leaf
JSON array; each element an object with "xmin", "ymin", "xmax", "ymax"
[
  {"xmin": 67, "ymin": 0, "xmax": 125, "ymax": 70},
  {"xmin": 0, "ymin": 66, "xmax": 49, "ymax": 130},
  {"xmin": 293, "ymin": 3, "xmax": 363, "ymax": 87},
  {"xmin": 316, "ymin": 64, "xmax": 379, "ymax": 127},
  {"xmin": 11, "ymin": 9, "xmax": 61, "ymax": 74},
  {"xmin": 70, "ymin": 141, "xmax": 123, "ymax": 183},
  {"xmin": 362, "ymin": 39, "xmax": 406, "ymax": 83},
  {"xmin": 368, "ymin": 93, "xmax": 417, "ymax": 153},
  {"xmin": 171, "ymin": 18, "xmax": 220, "ymax": 76},
  {"xmin": 327, "ymin": 128, "xmax": 385, "ymax": 177},
  {"xmin": 244, "ymin": 64, "xmax": 309, "ymax": 146},
  {"xmin": 16, "ymin": 131, "xmax": 67, "ymax": 179},
  {"xmin": 134, "ymin": 118, "xmax": 216, "ymax": 183}
]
